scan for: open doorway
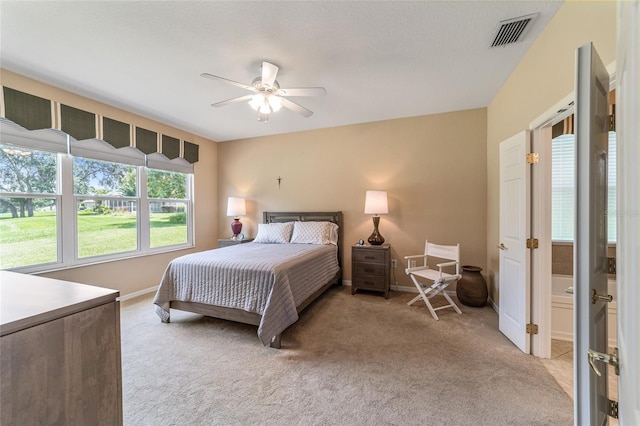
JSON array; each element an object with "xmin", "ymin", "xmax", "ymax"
[
  {"xmin": 529, "ymin": 86, "xmax": 619, "ymax": 416},
  {"xmin": 531, "ymin": 89, "xmax": 617, "ymax": 353}
]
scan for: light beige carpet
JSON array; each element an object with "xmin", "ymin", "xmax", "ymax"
[{"xmin": 120, "ymin": 285, "xmax": 573, "ymax": 425}]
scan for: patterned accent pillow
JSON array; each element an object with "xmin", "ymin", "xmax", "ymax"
[
  {"xmin": 290, "ymin": 221, "xmax": 339, "ymax": 245},
  {"xmin": 253, "ymin": 222, "xmax": 294, "ymax": 243}
]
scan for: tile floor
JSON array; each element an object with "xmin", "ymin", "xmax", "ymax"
[{"xmin": 541, "ymin": 339, "xmax": 619, "ymax": 424}]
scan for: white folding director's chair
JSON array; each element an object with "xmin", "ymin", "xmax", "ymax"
[{"xmin": 404, "ymin": 240, "xmax": 462, "ymax": 320}]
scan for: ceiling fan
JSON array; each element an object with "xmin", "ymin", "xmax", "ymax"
[{"xmin": 201, "ymin": 61, "xmax": 326, "ymax": 123}]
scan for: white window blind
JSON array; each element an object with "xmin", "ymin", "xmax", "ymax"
[
  {"xmin": 551, "ymin": 132, "xmax": 617, "ymax": 243},
  {"xmin": 607, "ymin": 132, "xmax": 616, "ymax": 242}
]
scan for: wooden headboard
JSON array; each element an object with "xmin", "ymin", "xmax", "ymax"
[{"xmin": 263, "ymin": 211, "xmax": 344, "ymax": 269}]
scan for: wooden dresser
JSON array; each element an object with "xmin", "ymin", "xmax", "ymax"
[
  {"xmin": 0, "ymin": 271, "xmax": 123, "ymax": 425},
  {"xmin": 351, "ymin": 244, "xmax": 390, "ymax": 298}
]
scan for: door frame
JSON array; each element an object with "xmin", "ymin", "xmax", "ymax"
[{"xmin": 527, "ymin": 63, "xmax": 616, "ymax": 359}]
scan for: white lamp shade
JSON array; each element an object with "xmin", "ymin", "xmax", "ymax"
[
  {"xmin": 364, "ymin": 190, "xmax": 388, "ymax": 215},
  {"xmin": 226, "ymin": 197, "xmax": 246, "ymax": 217}
]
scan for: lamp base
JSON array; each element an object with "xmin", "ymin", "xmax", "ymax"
[
  {"xmin": 231, "ymin": 218, "xmax": 243, "ymax": 238},
  {"xmin": 367, "ymin": 216, "xmax": 385, "ymax": 245}
]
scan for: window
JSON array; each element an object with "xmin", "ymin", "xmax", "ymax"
[
  {"xmin": 0, "ymin": 142, "xmax": 194, "ymax": 272},
  {"xmin": 551, "ymin": 132, "xmax": 617, "ymax": 243},
  {"xmin": 74, "ymin": 157, "xmax": 138, "ymax": 258},
  {"xmin": 0, "ymin": 145, "xmax": 59, "ymax": 269},
  {"xmin": 147, "ymin": 168, "xmax": 189, "ymax": 249}
]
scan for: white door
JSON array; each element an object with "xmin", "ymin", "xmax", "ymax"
[
  {"xmin": 574, "ymin": 42, "xmax": 610, "ymax": 425},
  {"xmin": 616, "ymin": 1, "xmax": 640, "ymax": 423},
  {"xmin": 499, "ymin": 131, "xmax": 531, "ymax": 353}
]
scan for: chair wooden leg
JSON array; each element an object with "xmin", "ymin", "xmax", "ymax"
[
  {"xmin": 420, "ymin": 290, "xmax": 440, "ymax": 320},
  {"xmin": 407, "ymin": 293, "xmax": 423, "ymax": 306},
  {"xmin": 442, "ymin": 291, "xmax": 462, "ymax": 314},
  {"xmin": 407, "ymin": 276, "xmax": 440, "ymax": 320},
  {"xmin": 407, "ymin": 275, "xmax": 463, "ymax": 320}
]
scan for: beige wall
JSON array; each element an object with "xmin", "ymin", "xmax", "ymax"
[
  {"xmin": 218, "ymin": 109, "xmax": 487, "ymax": 289},
  {"xmin": 0, "ymin": 69, "xmax": 219, "ymax": 296},
  {"xmin": 8, "ymin": 2, "xmax": 612, "ymax": 300},
  {"xmin": 486, "ymin": 1, "xmax": 617, "ymax": 304}
]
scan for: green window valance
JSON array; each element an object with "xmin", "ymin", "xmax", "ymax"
[
  {"xmin": 135, "ymin": 127, "xmax": 158, "ymax": 154},
  {"xmin": 103, "ymin": 117, "xmax": 131, "ymax": 149},
  {"xmin": 3, "ymin": 87, "xmax": 52, "ymax": 131},
  {"xmin": 162, "ymin": 135, "xmax": 180, "ymax": 160},
  {"xmin": 1, "ymin": 86, "xmax": 199, "ymax": 170},
  {"xmin": 184, "ymin": 141, "xmax": 199, "ymax": 164},
  {"xmin": 61, "ymin": 104, "xmax": 96, "ymax": 141}
]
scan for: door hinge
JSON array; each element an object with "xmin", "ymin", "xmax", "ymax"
[
  {"xmin": 608, "ymin": 399, "xmax": 619, "ymax": 419},
  {"xmin": 526, "ymin": 238, "xmax": 539, "ymax": 249},
  {"xmin": 526, "ymin": 152, "xmax": 539, "ymax": 164},
  {"xmin": 526, "ymin": 323, "xmax": 539, "ymax": 334}
]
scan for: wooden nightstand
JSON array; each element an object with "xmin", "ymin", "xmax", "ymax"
[
  {"xmin": 218, "ymin": 238, "xmax": 254, "ymax": 248},
  {"xmin": 351, "ymin": 244, "xmax": 390, "ymax": 298}
]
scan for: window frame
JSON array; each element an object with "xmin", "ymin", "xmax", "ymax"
[{"xmin": 1, "ymin": 146, "xmax": 194, "ymax": 273}]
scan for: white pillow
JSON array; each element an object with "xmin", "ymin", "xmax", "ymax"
[
  {"xmin": 253, "ymin": 222, "xmax": 294, "ymax": 244},
  {"xmin": 290, "ymin": 221, "xmax": 339, "ymax": 245}
]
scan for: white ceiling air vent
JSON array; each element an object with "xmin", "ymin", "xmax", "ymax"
[{"xmin": 490, "ymin": 13, "xmax": 539, "ymax": 47}]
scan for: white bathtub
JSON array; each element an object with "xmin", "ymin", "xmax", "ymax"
[{"xmin": 551, "ymin": 275, "xmax": 617, "ymax": 347}]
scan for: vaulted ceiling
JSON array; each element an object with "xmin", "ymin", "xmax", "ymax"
[{"xmin": 0, "ymin": 1, "xmax": 563, "ymax": 142}]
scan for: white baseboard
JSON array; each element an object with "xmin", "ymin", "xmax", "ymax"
[
  {"xmin": 488, "ymin": 296, "xmax": 499, "ymax": 314},
  {"xmin": 390, "ymin": 284, "xmax": 416, "ymax": 293},
  {"xmin": 118, "ymin": 286, "xmax": 158, "ymax": 302},
  {"xmin": 551, "ymin": 331, "xmax": 573, "ymax": 343}
]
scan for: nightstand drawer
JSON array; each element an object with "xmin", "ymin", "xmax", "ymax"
[
  {"xmin": 353, "ymin": 262, "xmax": 386, "ymax": 276},
  {"xmin": 352, "ymin": 275, "xmax": 386, "ymax": 291},
  {"xmin": 352, "ymin": 249, "xmax": 386, "ymax": 264}
]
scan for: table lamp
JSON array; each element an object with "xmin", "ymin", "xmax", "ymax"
[
  {"xmin": 364, "ymin": 190, "xmax": 388, "ymax": 245},
  {"xmin": 226, "ymin": 197, "xmax": 246, "ymax": 239}
]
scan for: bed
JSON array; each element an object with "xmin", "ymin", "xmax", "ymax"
[{"xmin": 153, "ymin": 211, "xmax": 343, "ymax": 348}]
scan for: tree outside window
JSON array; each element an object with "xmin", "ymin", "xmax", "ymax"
[{"xmin": 0, "ymin": 144, "xmax": 193, "ymax": 271}]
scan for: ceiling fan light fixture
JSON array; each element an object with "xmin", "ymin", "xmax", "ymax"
[
  {"xmin": 258, "ymin": 102, "xmax": 271, "ymax": 114},
  {"xmin": 268, "ymin": 95, "xmax": 283, "ymax": 112},
  {"xmin": 203, "ymin": 61, "xmax": 325, "ymax": 123},
  {"xmin": 249, "ymin": 93, "xmax": 265, "ymax": 111}
]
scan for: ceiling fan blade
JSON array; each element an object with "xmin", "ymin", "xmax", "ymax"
[
  {"xmin": 201, "ymin": 73, "xmax": 252, "ymax": 91},
  {"xmin": 261, "ymin": 61, "xmax": 279, "ymax": 89},
  {"xmin": 280, "ymin": 98, "xmax": 313, "ymax": 118},
  {"xmin": 277, "ymin": 87, "xmax": 327, "ymax": 97},
  {"xmin": 211, "ymin": 94, "xmax": 253, "ymax": 108}
]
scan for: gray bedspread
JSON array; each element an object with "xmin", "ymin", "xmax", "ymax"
[{"xmin": 153, "ymin": 243, "xmax": 339, "ymax": 345}]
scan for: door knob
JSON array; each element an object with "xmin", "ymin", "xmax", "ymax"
[{"xmin": 497, "ymin": 243, "xmax": 507, "ymax": 250}]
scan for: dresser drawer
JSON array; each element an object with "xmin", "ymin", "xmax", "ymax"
[
  {"xmin": 352, "ymin": 275, "xmax": 387, "ymax": 291},
  {"xmin": 353, "ymin": 262, "xmax": 386, "ymax": 276},
  {"xmin": 352, "ymin": 249, "xmax": 386, "ymax": 264}
]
